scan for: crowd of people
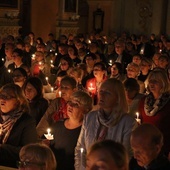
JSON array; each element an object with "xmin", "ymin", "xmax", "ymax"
[{"xmin": 0, "ymin": 31, "xmax": 170, "ymax": 170}]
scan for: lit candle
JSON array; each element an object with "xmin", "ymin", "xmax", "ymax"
[
  {"xmin": 50, "ymin": 49, "xmax": 52, "ymax": 52},
  {"xmin": 51, "ymin": 87, "xmax": 54, "ymax": 93},
  {"xmin": 2, "ymin": 58, "xmax": 4, "ymax": 62},
  {"xmin": 44, "ymin": 128, "xmax": 54, "ymax": 140},
  {"xmin": 45, "ymin": 77, "xmax": 49, "ymax": 84},
  {"xmin": 88, "ymin": 39, "xmax": 91, "ymax": 44},
  {"xmin": 32, "ymin": 54, "xmax": 35, "ymax": 60},
  {"xmin": 8, "ymin": 69, "xmax": 11, "ymax": 73},
  {"xmin": 88, "ymin": 83, "xmax": 95, "ymax": 91},
  {"xmin": 140, "ymin": 48, "xmax": 144, "ymax": 55},
  {"xmin": 80, "ymin": 148, "xmax": 84, "ymax": 170},
  {"xmin": 58, "ymin": 90, "xmax": 61, "ymax": 97},
  {"xmin": 159, "ymin": 49, "xmax": 162, "ymax": 53},
  {"xmin": 55, "ymin": 53, "xmax": 58, "ymax": 56},
  {"xmin": 136, "ymin": 112, "xmax": 141, "ymax": 124},
  {"xmin": 109, "ymin": 60, "xmax": 112, "ymax": 66}
]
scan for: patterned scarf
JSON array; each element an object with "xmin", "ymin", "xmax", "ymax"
[
  {"xmin": 0, "ymin": 110, "xmax": 23, "ymax": 144},
  {"xmin": 144, "ymin": 93, "xmax": 170, "ymax": 116},
  {"xmin": 52, "ymin": 98, "xmax": 68, "ymax": 122},
  {"xmin": 96, "ymin": 108, "xmax": 124, "ymax": 141}
]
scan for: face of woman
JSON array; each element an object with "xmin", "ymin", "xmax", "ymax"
[
  {"xmin": 98, "ymin": 82, "xmax": 117, "ymax": 114},
  {"xmin": 111, "ymin": 65, "xmax": 119, "ymax": 76},
  {"xmin": 60, "ymin": 83, "xmax": 75, "ymax": 101},
  {"xmin": 24, "ymin": 83, "xmax": 38, "ymax": 101},
  {"xmin": 13, "ymin": 70, "xmax": 26, "ymax": 87},
  {"xmin": 60, "ymin": 60, "xmax": 69, "ymax": 71},
  {"xmin": 0, "ymin": 90, "xmax": 18, "ymax": 113},
  {"xmin": 148, "ymin": 79, "xmax": 162, "ymax": 95},
  {"xmin": 126, "ymin": 66, "xmax": 138, "ymax": 78},
  {"xmin": 67, "ymin": 99, "xmax": 84, "ymax": 121},
  {"xmin": 86, "ymin": 149, "xmax": 121, "ymax": 170},
  {"xmin": 140, "ymin": 61, "xmax": 151, "ymax": 73},
  {"xmin": 93, "ymin": 66, "xmax": 105, "ymax": 79}
]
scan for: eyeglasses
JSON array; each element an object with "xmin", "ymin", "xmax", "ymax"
[
  {"xmin": 0, "ymin": 94, "xmax": 16, "ymax": 100},
  {"xmin": 17, "ymin": 161, "xmax": 45, "ymax": 168},
  {"xmin": 67, "ymin": 100, "xmax": 81, "ymax": 108}
]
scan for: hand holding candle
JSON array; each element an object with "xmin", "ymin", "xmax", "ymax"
[
  {"xmin": 44, "ymin": 128, "xmax": 54, "ymax": 140},
  {"xmin": 136, "ymin": 112, "xmax": 141, "ymax": 124}
]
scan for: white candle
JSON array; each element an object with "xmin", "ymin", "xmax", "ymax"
[
  {"xmin": 32, "ymin": 54, "xmax": 35, "ymax": 60},
  {"xmin": 136, "ymin": 112, "xmax": 141, "ymax": 124},
  {"xmin": 51, "ymin": 87, "xmax": 54, "ymax": 93},
  {"xmin": 44, "ymin": 128, "xmax": 54, "ymax": 140},
  {"xmin": 58, "ymin": 91, "xmax": 61, "ymax": 97},
  {"xmin": 55, "ymin": 53, "xmax": 58, "ymax": 56},
  {"xmin": 80, "ymin": 148, "xmax": 84, "ymax": 170},
  {"xmin": 159, "ymin": 49, "xmax": 162, "ymax": 53},
  {"xmin": 8, "ymin": 69, "xmax": 11, "ymax": 73},
  {"xmin": 47, "ymin": 128, "xmax": 51, "ymax": 135},
  {"xmin": 89, "ymin": 83, "xmax": 95, "ymax": 91},
  {"xmin": 45, "ymin": 77, "xmax": 49, "ymax": 84},
  {"xmin": 109, "ymin": 60, "xmax": 112, "ymax": 66},
  {"xmin": 2, "ymin": 58, "xmax": 4, "ymax": 62}
]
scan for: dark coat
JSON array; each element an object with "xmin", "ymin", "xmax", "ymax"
[{"xmin": 0, "ymin": 112, "xmax": 38, "ymax": 168}]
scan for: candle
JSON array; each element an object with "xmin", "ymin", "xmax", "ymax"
[
  {"xmin": 88, "ymin": 83, "xmax": 95, "ymax": 91},
  {"xmin": 136, "ymin": 112, "xmax": 141, "ymax": 124},
  {"xmin": 58, "ymin": 90, "xmax": 61, "ymax": 97},
  {"xmin": 55, "ymin": 53, "xmax": 58, "ymax": 56},
  {"xmin": 140, "ymin": 48, "xmax": 144, "ymax": 55},
  {"xmin": 50, "ymin": 49, "xmax": 52, "ymax": 52},
  {"xmin": 44, "ymin": 128, "xmax": 54, "ymax": 140},
  {"xmin": 88, "ymin": 39, "xmax": 91, "ymax": 44},
  {"xmin": 51, "ymin": 87, "xmax": 54, "ymax": 93},
  {"xmin": 2, "ymin": 58, "xmax": 4, "ymax": 62},
  {"xmin": 32, "ymin": 54, "xmax": 35, "ymax": 60},
  {"xmin": 8, "ymin": 69, "xmax": 11, "ymax": 73},
  {"xmin": 159, "ymin": 49, "xmax": 162, "ymax": 53},
  {"xmin": 80, "ymin": 148, "xmax": 84, "ymax": 170},
  {"xmin": 109, "ymin": 60, "xmax": 112, "ymax": 66},
  {"xmin": 45, "ymin": 77, "xmax": 49, "ymax": 84}
]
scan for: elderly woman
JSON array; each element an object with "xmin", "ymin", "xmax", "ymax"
[
  {"xmin": 50, "ymin": 91, "xmax": 92, "ymax": 170},
  {"xmin": 18, "ymin": 143, "xmax": 56, "ymax": 170},
  {"xmin": 75, "ymin": 78, "xmax": 137, "ymax": 170},
  {"xmin": 0, "ymin": 83, "xmax": 37, "ymax": 168},
  {"xmin": 138, "ymin": 68, "xmax": 170, "ymax": 157},
  {"xmin": 86, "ymin": 140, "xmax": 129, "ymax": 170}
]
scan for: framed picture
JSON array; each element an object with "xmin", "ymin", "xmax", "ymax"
[
  {"xmin": 93, "ymin": 8, "xmax": 104, "ymax": 32},
  {"xmin": 0, "ymin": 0, "xmax": 18, "ymax": 8},
  {"xmin": 64, "ymin": 0, "xmax": 77, "ymax": 13}
]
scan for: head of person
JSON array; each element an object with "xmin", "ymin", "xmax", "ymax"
[
  {"xmin": 152, "ymin": 53, "xmax": 161, "ymax": 67},
  {"xmin": 59, "ymin": 35, "xmax": 68, "ymax": 44},
  {"xmin": 60, "ymin": 55, "xmax": 73, "ymax": 71},
  {"xmin": 58, "ymin": 43, "xmax": 68, "ymax": 55},
  {"xmin": 25, "ymin": 43, "xmax": 32, "ymax": 52},
  {"xmin": 35, "ymin": 51, "xmax": 45, "ymax": 62},
  {"xmin": 86, "ymin": 140, "xmax": 129, "ymax": 170},
  {"xmin": 89, "ymin": 41, "xmax": 99, "ymax": 53},
  {"xmin": 36, "ymin": 43, "xmax": 46, "ymax": 53},
  {"xmin": 140, "ymin": 58, "xmax": 152, "ymax": 73},
  {"xmin": 93, "ymin": 62, "xmax": 106, "ymax": 79},
  {"xmin": 158, "ymin": 54, "xmax": 169, "ymax": 69},
  {"xmin": 98, "ymin": 78, "xmax": 128, "ymax": 115},
  {"xmin": 13, "ymin": 67, "xmax": 28, "ymax": 87},
  {"xmin": 67, "ymin": 91, "xmax": 92, "ymax": 121},
  {"xmin": 18, "ymin": 143, "xmax": 57, "ymax": 170},
  {"xmin": 60, "ymin": 76, "xmax": 77, "ymax": 101},
  {"xmin": 85, "ymin": 53, "xmax": 97, "ymax": 68},
  {"xmin": 130, "ymin": 123, "xmax": 163, "ymax": 167},
  {"xmin": 0, "ymin": 83, "xmax": 29, "ymax": 114},
  {"xmin": 111, "ymin": 62, "xmax": 123, "ymax": 77},
  {"xmin": 68, "ymin": 45, "xmax": 78, "ymax": 58},
  {"xmin": 126, "ymin": 62, "xmax": 140, "ymax": 79},
  {"xmin": 114, "ymin": 39, "xmax": 125, "ymax": 55},
  {"xmin": 12, "ymin": 48, "xmax": 23, "ymax": 65},
  {"xmin": 23, "ymin": 77, "xmax": 43, "ymax": 101},
  {"xmin": 145, "ymin": 68, "xmax": 170, "ymax": 95},
  {"xmin": 5, "ymin": 43, "xmax": 15, "ymax": 58},
  {"xmin": 124, "ymin": 78, "xmax": 140, "ymax": 100},
  {"xmin": 132, "ymin": 55, "xmax": 142, "ymax": 66},
  {"xmin": 67, "ymin": 67, "xmax": 83, "ymax": 83},
  {"xmin": 16, "ymin": 41, "xmax": 25, "ymax": 51}
]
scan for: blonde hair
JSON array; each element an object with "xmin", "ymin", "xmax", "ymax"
[
  {"xmin": 19, "ymin": 143, "xmax": 57, "ymax": 170},
  {"xmin": 69, "ymin": 90, "xmax": 93, "ymax": 113},
  {"xmin": 146, "ymin": 68, "xmax": 170, "ymax": 93},
  {"xmin": 102, "ymin": 78, "xmax": 128, "ymax": 113}
]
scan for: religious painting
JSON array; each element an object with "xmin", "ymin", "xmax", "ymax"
[
  {"xmin": 64, "ymin": 0, "xmax": 77, "ymax": 13},
  {"xmin": 0, "ymin": 0, "xmax": 18, "ymax": 8}
]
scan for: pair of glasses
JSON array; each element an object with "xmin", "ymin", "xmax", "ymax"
[
  {"xmin": 17, "ymin": 161, "xmax": 45, "ymax": 168},
  {"xmin": 0, "ymin": 94, "xmax": 16, "ymax": 100},
  {"xmin": 67, "ymin": 101, "xmax": 81, "ymax": 108}
]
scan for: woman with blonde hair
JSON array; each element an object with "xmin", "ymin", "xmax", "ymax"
[
  {"xmin": 139, "ymin": 68, "xmax": 170, "ymax": 157},
  {"xmin": 0, "ymin": 83, "xmax": 37, "ymax": 168},
  {"xmin": 18, "ymin": 143, "xmax": 56, "ymax": 170},
  {"xmin": 75, "ymin": 78, "xmax": 137, "ymax": 170}
]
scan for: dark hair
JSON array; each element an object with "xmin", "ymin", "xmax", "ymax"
[
  {"xmin": 85, "ymin": 53, "xmax": 97, "ymax": 60},
  {"xmin": 13, "ymin": 48, "xmax": 23, "ymax": 57},
  {"xmin": 23, "ymin": 77, "xmax": 43, "ymax": 100},
  {"xmin": 13, "ymin": 67, "xmax": 28, "ymax": 78},
  {"xmin": 124, "ymin": 78, "xmax": 140, "ymax": 92},
  {"xmin": 112, "ymin": 62, "xmax": 123, "ymax": 74},
  {"xmin": 56, "ymin": 70, "xmax": 67, "ymax": 77},
  {"xmin": 68, "ymin": 45, "xmax": 78, "ymax": 56},
  {"xmin": 60, "ymin": 55, "xmax": 73, "ymax": 68},
  {"xmin": 87, "ymin": 140, "xmax": 129, "ymax": 169},
  {"xmin": 94, "ymin": 62, "xmax": 106, "ymax": 71},
  {"xmin": 60, "ymin": 76, "xmax": 77, "ymax": 89}
]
